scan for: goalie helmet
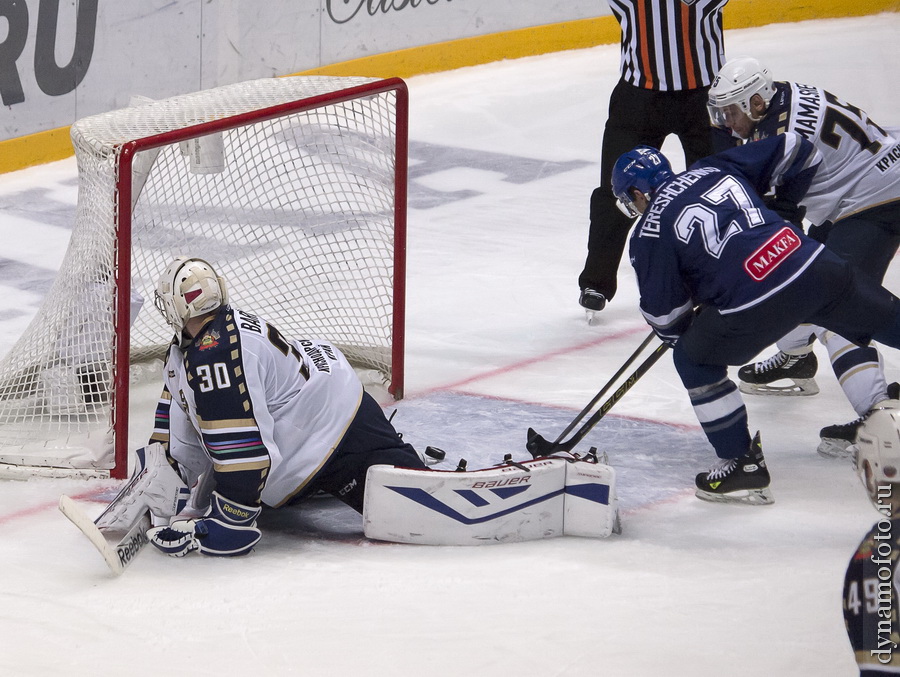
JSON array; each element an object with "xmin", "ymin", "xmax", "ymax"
[
  {"xmin": 855, "ymin": 403, "xmax": 900, "ymax": 508},
  {"xmin": 154, "ymin": 256, "xmax": 228, "ymax": 334},
  {"xmin": 707, "ymin": 56, "xmax": 775, "ymax": 134},
  {"xmin": 611, "ymin": 146, "xmax": 674, "ymax": 218}
]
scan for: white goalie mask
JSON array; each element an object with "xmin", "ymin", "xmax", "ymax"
[
  {"xmin": 154, "ymin": 256, "xmax": 228, "ymax": 334},
  {"xmin": 707, "ymin": 56, "xmax": 775, "ymax": 133},
  {"xmin": 855, "ymin": 403, "xmax": 900, "ymax": 508}
]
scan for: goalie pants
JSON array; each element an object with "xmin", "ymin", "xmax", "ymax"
[
  {"xmin": 674, "ymin": 247, "xmax": 900, "ymax": 460},
  {"xmin": 295, "ymin": 391, "xmax": 425, "ymax": 513}
]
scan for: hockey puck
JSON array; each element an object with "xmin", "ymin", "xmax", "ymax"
[{"xmin": 424, "ymin": 446, "xmax": 446, "ymax": 461}]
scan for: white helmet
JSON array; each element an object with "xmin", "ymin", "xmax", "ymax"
[
  {"xmin": 707, "ymin": 56, "xmax": 775, "ymax": 131},
  {"xmin": 154, "ymin": 256, "xmax": 227, "ymax": 334},
  {"xmin": 855, "ymin": 403, "xmax": 900, "ymax": 508}
]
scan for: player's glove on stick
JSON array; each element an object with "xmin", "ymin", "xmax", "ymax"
[
  {"xmin": 763, "ymin": 195, "xmax": 807, "ymax": 229},
  {"xmin": 148, "ymin": 491, "xmax": 262, "ymax": 557},
  {"xmin": 651, "ymin": 305, "xmax": 700, "ymax": 348}
]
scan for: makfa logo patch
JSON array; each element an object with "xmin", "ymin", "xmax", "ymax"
[{"xmin": 743, "ymin": 227, "xmax": 801, "ymax": 281}]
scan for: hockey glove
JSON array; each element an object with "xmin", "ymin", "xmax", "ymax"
[
  {"xmin": 95, "ymin": 443, "xmax": 190, "ymax": 531},
  {"xmin": 763, "ymin": 195, "xmax": 807, "ymax": 229},
  {"xmin": 806, "ymin": 220, "xmax": 834, "ymax": 244},
  {"xmin": 147, "ymin": 519, "xmax": 202, "ymax": 557},
  {"xmin": 148, "ymin": 491, "xmax": 262, "ymax": 557}
]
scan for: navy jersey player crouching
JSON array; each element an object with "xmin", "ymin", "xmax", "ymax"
[
  {"xmin": 142, "ymin": 256, "xmax": 426, "ymax": 557},
  {"xmin": 614, "ymin": 135, "xmax": 900, "ymax": 505}
]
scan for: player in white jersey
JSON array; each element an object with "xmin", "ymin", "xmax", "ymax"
[
  {"xmin": 139, "ymin": 256, "xmax": 425, "ymax": 558},
  {"xmin": 708, "ymin": 56, "xmax": 900, "ymax": 456}
]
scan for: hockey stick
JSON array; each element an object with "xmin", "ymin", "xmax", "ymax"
[
  {"xmin": 542, "ymin": 330, "xmax": 656, "ymax": 448},
  {"xmin": 526, "ymin": 340, "xmax": 671, "ymax": 457},
  {"xmin": 59, "ymin": 495, "xmax": 151, "ymax": 575}
]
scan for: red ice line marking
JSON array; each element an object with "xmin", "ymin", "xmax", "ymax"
[
  {"xmin": 0, "ymin": 486, "xmax": 108, "ymax": 528},
  {"xmin": 411, "ymin": 324, "xmax": 651, "ymax": 398},
  {"xmin": 401, "ymin": 324, "xmax": 699, "ymax": 430},
  {"xmin": 621, "ymin": 488, "xmax": 697, "ymax": 517},
  {"xmin": 450, "ymin": 386, "xmax": 699, "ymax": 430}
]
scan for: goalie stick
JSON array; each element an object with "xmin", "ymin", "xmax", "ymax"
[
  {"xmin": 526, "ymin": 340, "xmax": 670, "ymax": 457},
  {"xmin": 58, "ymin": 495, "xmax": 151, "ymax": 575}
]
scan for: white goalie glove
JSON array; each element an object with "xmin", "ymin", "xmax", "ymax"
[{"xmin": 95, "ymin": 443, "xmax": 191, "ymax": 531}]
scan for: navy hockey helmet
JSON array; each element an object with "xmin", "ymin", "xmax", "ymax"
[
  {"xmin": 611, "ymin": 146, "xmax": 674, "ymax": 218},
  {"xmin": 155, "ymin": 256, "xmax": 228, "ymax": 334}
]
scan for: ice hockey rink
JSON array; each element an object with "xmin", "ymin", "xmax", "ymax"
[{"xmin": 1, "ymin": 13, "xmax": 899, "ymax": 676}]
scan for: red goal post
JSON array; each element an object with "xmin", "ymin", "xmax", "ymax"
[{"xmin": 0, "ymin": 76, "xmax": 408, "ymax": 479}]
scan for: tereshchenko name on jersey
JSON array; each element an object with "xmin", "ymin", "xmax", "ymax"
[{"xmin": 639, "ymin": 167, "xmax": 721, "ymax": 239}]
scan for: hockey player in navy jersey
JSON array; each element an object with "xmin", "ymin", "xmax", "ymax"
[
  {"xmin": 843, "ymin": 406, "xmax": 900, "ymax": 674},
  {"xmin": 708, "ymin": 56, "xmax": 900, "ymax": 457},
  {"xmin": 615, "ymin": 136, "xmax": 900, "ymax": 504},
  {"xmin": 135, "ymin": 256, "xmax": 426, "ymax": 557}
]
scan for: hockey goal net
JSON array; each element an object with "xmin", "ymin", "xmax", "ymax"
[{"xmin": 0, "ymin": 76, "xmax": 408, "ymax": 478}]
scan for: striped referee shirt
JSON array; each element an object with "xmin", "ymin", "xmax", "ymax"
[{"xmin": 607, "ymin": 0, "xmax": 728, "ymax": 91}]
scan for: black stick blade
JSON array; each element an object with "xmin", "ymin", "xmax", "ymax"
[{"xmin": 526, "ymin": 427, "xmax": 556, "ymax": 458}]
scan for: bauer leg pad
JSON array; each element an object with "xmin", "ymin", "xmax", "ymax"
[{"xmin": 362, "ymin": 457, "xmax": 619, "ymax": 545}]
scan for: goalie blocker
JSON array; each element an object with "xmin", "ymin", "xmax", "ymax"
[{"xmin": 363, "ymin": 456, "xmax": 619, "ymax": 545}]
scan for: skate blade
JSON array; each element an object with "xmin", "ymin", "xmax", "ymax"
[
  {"xmin": 738, "ymin": 378, "xmax": 819, "ymax": 397},
  {"xmin": 585, "ymin": 310, "xmax": 601, "ymax": 326},
  {"xmin": 695, "ymin": 487, "xmax": 774, "ymax": 506},
  {"xmin": 817, "ymin": 437, "xmax": 854, "ymax": 459}
]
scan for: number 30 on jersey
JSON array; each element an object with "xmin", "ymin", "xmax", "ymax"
[{"xmin": 196, "ymin": 363, "xmax": 232, "ymax": 391}]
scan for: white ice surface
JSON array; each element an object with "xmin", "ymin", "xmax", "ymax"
[{"xmin": 1, "ymin": 14, "xmax": 899, "ymax": 676}]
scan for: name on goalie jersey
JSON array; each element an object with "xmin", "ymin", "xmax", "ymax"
[{"xmin": 743, "ymin": 227, "xmax": 801, "ymax": 281}]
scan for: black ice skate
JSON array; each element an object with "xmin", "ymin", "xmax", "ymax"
[
  {"xmin": 817, "ymin": 417, "xmax": 866, "ymax": 458},
  {"xmin": 695, "ymin": 432, "xmax": 773, "ymax": 505},
  {"xmin": 818, "ymin": 385, "xmax": 900, "ymax": 458},
  {"xmin": 738, "ymin": 351, "xmax": 818, "ymax": 396},
  {"xmin": 579, "ymin": 287, "xmax": 606, "ymax": 326}
]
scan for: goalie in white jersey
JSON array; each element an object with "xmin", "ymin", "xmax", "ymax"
[
  {"xmin": 708, "ymin": 56, "xmax": 900, "ymax": 456},
  {"xmin": 141, "ymin": 256, "xmax": 426, "ymax": 558}
]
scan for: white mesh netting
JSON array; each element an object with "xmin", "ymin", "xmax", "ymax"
[{"xmin": 0, "ymin": 76, "xmax": 404, "ymax": 472}]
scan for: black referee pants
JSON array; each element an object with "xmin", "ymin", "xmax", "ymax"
[{"xmin": 579, "ymin": 80, "xmax": 731, "ymax": 298}]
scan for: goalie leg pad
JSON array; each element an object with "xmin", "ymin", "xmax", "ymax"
[
  {"xmin": 563, "ymin": 460, "xmax": 620, "ymax": 538},
  {"xmin": 363, "ymin": 458, "xmax": 620, "ymax": 545},
  {"xmin": 364, "ymin": 459, "xmax": 566, "ymax": 545}
]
